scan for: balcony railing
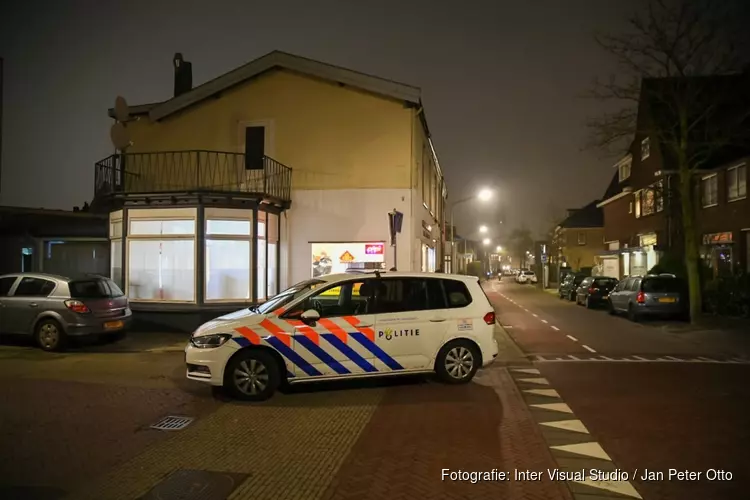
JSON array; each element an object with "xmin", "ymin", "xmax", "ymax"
[{"xmin": 94, "ymin": 151, "xmax": 292, "ymax": 203}]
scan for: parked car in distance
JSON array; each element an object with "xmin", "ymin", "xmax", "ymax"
[
  {"xmin": 607, "ymin": 274, "xmax": 687, "ymax": 321},
  {"xmin": 0, "ymin": 273, "xmax": 132, "ymax": 351},
  {"xmin": 516, "ymin": 270, "xmax": 537, "ymax": 284},
  {"xmin": 559, "ymin": 273, "xmax": 587, "ymax": 301},
  {"xmin": 575, "ymin": 277, "xmax": 619, "ymax": 308}
]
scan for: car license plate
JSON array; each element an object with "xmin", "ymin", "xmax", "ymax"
[
  {"xmin": 104, "ymin": 320, "xmax": 124, "ymax": 329},
  {"xmin": 658, "ymin": 297, "xmax": 676, "ymax": 303}
]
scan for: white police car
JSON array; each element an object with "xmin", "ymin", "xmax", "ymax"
[{"xmin": 185, "ymin": 271, "xmax": 499, "ymax": 401}]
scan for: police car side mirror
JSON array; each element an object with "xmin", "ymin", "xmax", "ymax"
[{"xmin": 300, "ymin": 309, "xmax": 320, "ymax": 325}]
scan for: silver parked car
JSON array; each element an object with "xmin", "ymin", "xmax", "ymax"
[
  {"xmin": 0, "ymin": 273, "xmax": 132, "ymax": 351},
  {"xmin": 607, "ymin": 274, "xmax": 687, "ymax": 321}
]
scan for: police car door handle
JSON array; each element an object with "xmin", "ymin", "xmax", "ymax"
[
  {"xmin": 429, "ymin": 318, "xmax": 446, "ymax": 322},
  {"xmin": 358, "ymin": 323, "xmax": 373, "ymax": 328}
]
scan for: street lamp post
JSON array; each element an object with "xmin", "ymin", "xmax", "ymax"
[{"xmin": 450, "ymin": 189, "xmax": 493, "ymax": 274}]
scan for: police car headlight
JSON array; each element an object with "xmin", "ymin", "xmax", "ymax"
[{"xmin": 190, "ymin": 334, "xmax": 233, "ymax": 348}]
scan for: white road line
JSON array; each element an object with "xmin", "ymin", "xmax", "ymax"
[
  {"xmin": 551, "ymin": 326, "xmax": 560, "ymax": 331},
  {"xmin": 532, "ymin": 313, "xmax": 538, "ymax": 318},
  {"xmin": 568, "ymin": 355, "xmax": 581, "ymax": 360},
  {"xmin": 566, "ymin": 335, "xmax": 578, "ymax": 342},
  {"xmin": 523, "ymin": 308, "xmax": 529, "ymax": 312},
  {"xmin": 582, "ymin": 345, "xmax": 597, "ymax": 353},
  {"xmin": 633, "ymin": 355, "xmax": 648, "ymax": 361},
  {"xmin": 541, "ymin": 319, "xmax": 549, "ymax": 324}
]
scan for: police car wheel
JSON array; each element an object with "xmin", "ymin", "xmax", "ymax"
[
  {"xmin": 436, "ymin": 341, "xmax": 480, "ymax": 384},
  {"xmin": 225, "ymin": 350, "xmax": 280, "ymax": 401}
]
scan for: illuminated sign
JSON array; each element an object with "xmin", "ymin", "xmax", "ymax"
[{"xmin": 365, "ymin": 243, "xmax": 384, "ymax": 255}]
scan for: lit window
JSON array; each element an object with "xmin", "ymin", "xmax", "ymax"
[
  {"xmin": 641, "ymin": 137, "xmax": 650, "ymax": 160},
  {"xmin": 205, "ymin": 240, "xmax": 250, "ymax": 301},
  {"xmin": 634, "ymin": 191, "xmax": 642, "ymax": 218},
  {"xmin": 727, "ymin": 163, "xmax": 747, "ymax": 201},
  {"xmin": 128, "ymin": 240, "xmax": 195, "ymax": 301},
  {"xmin": 577, "ymin": 232, "xmax": 586, "ymax": 245},
  {"xmin": 618, "ymin": 158, "xmax": 632, "ymax": 182},
  {"xmin": 206, "ymin": 220, "xmax": 251, "ymax": 236},
  {"xmin": 642, "ymin": 188, "xmax": 655, "ymax": 216},
  {"xmin": 130, "ymin": 219, "xmax": 195, "ymax": 236},
  {"xmin": 701, "ymin": 174, "xmax": 718, "ymax": 207}
]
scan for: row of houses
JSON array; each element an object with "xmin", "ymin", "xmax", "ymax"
[
  {"xmin": 551, "ymin": 72, "xmax": 750, "ymax": 282},
  {"xmin": 1, "ymin": 51, "xmax": 452, "ymax": 328}
]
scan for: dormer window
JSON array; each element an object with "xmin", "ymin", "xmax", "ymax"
[{"xmin": 641, "ymin": 137, "xmax": 651, "ymax": 160}]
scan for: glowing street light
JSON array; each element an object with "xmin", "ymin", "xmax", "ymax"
[
  {"xmin": 483, "ymin": 238, "xmax": 491, "ymax": 246},
  {"xmin": 477, "ymin": 188, "xmax": 493, "ymax": 202},
  {"xmin": 496, "ymin": 246, "xmax": 503, "ymax": 252},
  {"xmin": 479, "ymin": 225, "xmax": 488, "ymax": 233}
]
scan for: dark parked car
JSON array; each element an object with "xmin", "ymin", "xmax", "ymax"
[
  {"xmin": 558, "ymin": 274, "xmax": 587, "ymax": 301},
  {"xmin": 575, "ymin": 276, "xmax": 619, "ymax": 308},
  {"xmin": 607, "ymin": 274, "xmax": 687, "ymax": 321},
  {"xmin": 0, "ymin": 273, "xmax": 132, "ymax": 351}
]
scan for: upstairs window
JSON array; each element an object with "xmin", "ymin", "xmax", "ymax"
[
  {"xmin": 618, "ymin": 158, "xmax": 632, "ymax": 182},
  {"xmin": 641, "ymin": 137, "xmax": 651, "ymax": 160},
  {"xmin": 642, "ymin": 187, "xmax": 655, "ymax": 216},
  {"xmin": 634, "ymin": 191, "xmax": 642, "ymax": 218},
  {"xmin": 727, "ymin": 163, "xmax": 747, "ymax": 202},
  {"xmin": 655, "ymin": 180, "xmax": 664, "ymax": 212},
  {"xmin": 577, "ymin": 232, "xmax": 586, "ymax": 245},
  {"xmin": 701, "ymin": 174, "xmax": 718, "ymax": 208}
]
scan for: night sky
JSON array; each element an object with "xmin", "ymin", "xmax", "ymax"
[{"xmin": 0, "ymin": 0, "xmax": 634, "ymax": 241}]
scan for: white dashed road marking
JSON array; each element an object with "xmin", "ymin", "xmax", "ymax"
[
  {"xmin": 541, "ymin": 319, "xmax": 548, "ymax": 324},
  {"xmin": 582, "ymin": 345, "xmax": 597, "ymax": 353},
  {"xmin": 551, "ymin": 326, "xmax": 560, "ymax": 331},
  {"xmin": 566, "ymin": 335, "xmax": 578, "ymax": 342}
]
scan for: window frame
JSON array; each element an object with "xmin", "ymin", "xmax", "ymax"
[
  {"xmin": 727, "ymin": 163, "xmax": 747, "ymax": 202},
  {"xmin": 283, "ymin": 278, "xmax": 375, "ymax": 319},
  {"xmin": 577, "ymin": 232, "xmax": 586, "ymax": 245},
  {"xmin": 0, "ymin": 276, "xmax": 19, "ymax": 297},
  {"xmin": 618, "ymin": 159, "xmax": 631, "ymax": 182},
  {"xmin": 701, "ymin": 173, "xmax": 719, "ymax": 208},
  {"xmin": 634, "ymin": 191, "xmax": 642, "ymax": 218},
  {"xmin": 641, "ymin": 137, "xmax": 650, "ymax": 160}
]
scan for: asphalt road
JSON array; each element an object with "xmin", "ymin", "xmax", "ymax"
[{"xmin": 488, "ymin": 280, "xmax": 750, "ymax": 500}]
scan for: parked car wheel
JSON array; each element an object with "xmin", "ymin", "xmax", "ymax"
[
  {"xmin": 35, "ymin": 318, "xmax": 68, "ymax": 352},
  {"xmin": 436, "ymin": 340, "xmax": 480, "ymax": 384},
  {"xmin": 628, "ymin": 304, "xmax": 640, "ymax": 322},
  {"xmin": 568, "ymin": 291, "xmax": 576, "ymax": 301},
  {"xmin": 224, "ymin": 349, "xmax": 280, "ymax": 401}
]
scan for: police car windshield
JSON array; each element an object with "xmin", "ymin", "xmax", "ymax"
[{"xmin": 255, "ymin": 279, "xmax": 325, "ymax": 314}]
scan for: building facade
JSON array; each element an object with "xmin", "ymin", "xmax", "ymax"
[
  {"xmin": 552, "ymin": 201, "xmax": 605, "ymax": 274},
  {"xmin": 95, "ymin": 51, "xmax": 446, "ymax": 319}
]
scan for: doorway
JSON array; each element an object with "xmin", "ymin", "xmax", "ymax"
[{"xmin": 244, "ymin": 126, "xmax": 265, "ymax": 170}]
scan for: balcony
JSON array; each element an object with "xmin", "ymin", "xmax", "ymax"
[{"xmin": 94, "ymin": 151, "xmax": 292, "ymax": 206}]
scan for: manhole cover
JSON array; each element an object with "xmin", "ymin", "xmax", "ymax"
[
  {"xmin": 140, "ymin": 469, "xmax": 248, "ymax": 500},
  {"xmin": 150, "ymin": 416, "xmax": 194, "ymax": 431}
]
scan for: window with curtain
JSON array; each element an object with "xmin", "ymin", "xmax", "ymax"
[
  {"xmin": 127, "ymin": 216, "xmax": 197, "ymax": 302},
  {"xmin": 205, "ymin": 217, "xmax": 252, "ymax": 301},
  {"xmin": 267, "ymin": 212, "xmax": 279, "ymax": 297}
]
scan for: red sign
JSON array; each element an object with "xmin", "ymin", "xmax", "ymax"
[{"xmin": 365, "ymin": 244, "xmax": 384, "ymax": 255}]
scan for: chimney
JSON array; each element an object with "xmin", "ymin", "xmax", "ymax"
[{"xmin": 173, "ymin": 53, "xmax": 193, "ymax": 97}]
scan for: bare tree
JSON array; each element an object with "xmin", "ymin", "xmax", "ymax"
[
  {"xmin": 587, "ymin": 0, "xmax": 750, "ymax": 323},
  {"xmin": 508, "ymin": 227, "xmax": 534, "ymax": 268}
]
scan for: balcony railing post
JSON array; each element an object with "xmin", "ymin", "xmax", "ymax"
[{"xmin": 263, "ymin": 156, "xmax": 268, "ymax": 195}]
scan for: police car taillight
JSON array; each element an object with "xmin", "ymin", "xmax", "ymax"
[{"xmin": 483, "ymin": 312, "xmax": 496, "ymax": 325}]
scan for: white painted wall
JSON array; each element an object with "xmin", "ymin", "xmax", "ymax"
[{"xmin": 283, "ymin": 188, "xmax": 414, "ymax": 287}]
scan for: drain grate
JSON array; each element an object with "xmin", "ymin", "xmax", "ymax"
[{"xmin": 150, "ymin": 416, "xmax": 194, "ymax": 431}]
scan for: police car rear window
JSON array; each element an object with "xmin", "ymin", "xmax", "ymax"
[{"xmin": 442, "ymin": 279, "xmax": 472, "ymax": 308}]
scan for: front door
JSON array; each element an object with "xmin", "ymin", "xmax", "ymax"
[
  {"xmin": 244, "ymin": 126, "xmax": 265, "ymax": 170},
  {"xmin": 280, "ymin": 278, "xmax": 379, "ymax": 378},
  {"xmin": 371, "ymin": 277, "xmax": 448, "ymax": 370}
]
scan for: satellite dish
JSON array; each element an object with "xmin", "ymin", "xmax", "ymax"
[
  {"xmin": 110, "ymin": 122, "xmax": 132, "ymax": 150},
  {"xmin": 114, "ymin": 96, "xmax": 130, "ymax": 122}
]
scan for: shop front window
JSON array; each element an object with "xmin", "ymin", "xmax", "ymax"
[
  {"xmin": 128, "ymin": 239, "xmax": 195, "ymax": 301},
  {"xmin": 126, "ymin": 211, "xmax": 197, "ymax": 302},
  {"xmin": 257, "ymin": 212, "xmax": 267, "ymax": 301},
  {"xmin": 205, "ymin": 240, "xmax": 251, "ymax": 301},
  {"xmin": 111, "ymin": 240, "xmax": 122, "ymax": 288},
  {"xmin": 204, "ymin": 210, "xmax": 253, "ymax": 302}
]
